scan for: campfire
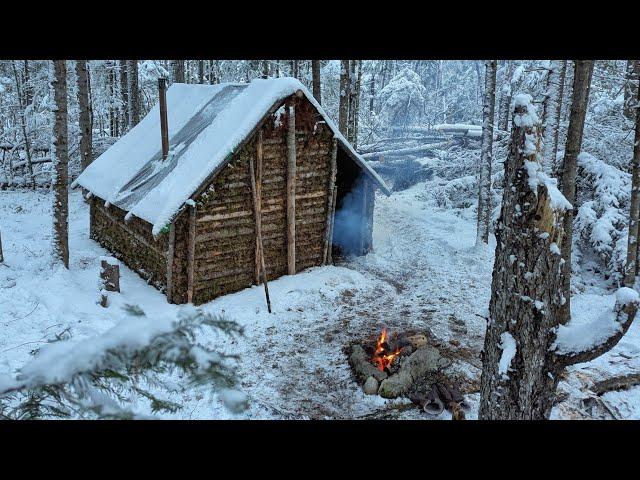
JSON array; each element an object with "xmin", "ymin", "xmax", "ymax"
[
  {"xmin": 348, "ymin": 327, "xmax": 470, "ymax": 419},
  {"xmin": 372, "ymin": 328, "xmax": 401, "ymax": 372}
]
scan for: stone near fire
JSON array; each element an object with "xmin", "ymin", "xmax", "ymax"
[
  {"xmin": 378, "ymin": 345, "xmax": 451, "ymax": 399},
  {"xmin": 349, "ymin": 344, "xmax": 388, "ymax": 382},
  {"xmin": 363, "ymin": 376, "xmax": 379, "ymax": 395}
]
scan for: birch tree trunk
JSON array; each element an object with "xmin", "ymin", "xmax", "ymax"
[
  {"xmin": 479, "ymin": 95, "xmax": 568, "ymax": 419},
  {"xmin": 497, "ymin": 61, "xmax": 514, "ymax": 132},
  {"xmin": 558, "ymin": 60, "xmax": 594, "ymax": 324},
  {"xmin": 128, "ymin": 60, "xmax": 140, "ymax": 127},
  {"xmin": 347, "ymin": 60, "xmax": 357, "ymax": 144},
  {"xmin": 624, "ymin": 82, "xmax": 640, "ymax": 285},
  {"xmin": 76, "ymin": 60, "xmax": 93, "ymax": 172},
  {"xmin": 311, "ymin": 60, "xmax": 322, "ymax": 104},
  {"xmin": 338, "ymin": 60, "xmax": 350, "ymax": 136},
  {"xmin": 476, "ymin": 60, "xmax": 497, "ymax": 246},
  {"xmin": 541, "ymin": 60, "xmax": 566, "ymax": 172},
  {"xmin": 52, "ymin": 60, "xmax": 69, "ymax": 269},
  {"xmin": 624, "ymin": 60, "xmax": 640, "ymax": 122}
]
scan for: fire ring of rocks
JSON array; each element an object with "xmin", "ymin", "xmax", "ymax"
[{"xmin": 348, "ymin": 329, "xmax": 470, "ymax": 419}]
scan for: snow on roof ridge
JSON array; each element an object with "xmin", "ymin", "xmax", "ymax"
[{"xmin": 75, "ymin": 76, "xmax": 390, "ymax": 237}]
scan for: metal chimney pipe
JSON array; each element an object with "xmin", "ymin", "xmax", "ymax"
[{"xmin": 158, "ymin": 77, "xmax": 169, "ymax": 160}]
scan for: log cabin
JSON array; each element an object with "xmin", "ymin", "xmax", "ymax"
[{"xmin": 74, "ymin": 77, "xmax": 390, "ymax": 305}]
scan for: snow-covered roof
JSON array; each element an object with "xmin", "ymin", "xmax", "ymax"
[{"xmin": 74, "ymin": 77, "xmax": 390, "ymax": 236}]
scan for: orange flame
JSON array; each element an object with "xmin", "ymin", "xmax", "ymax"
[{"xmin": 372, "ymin": 328, "xmax": 401, "ymax": 372}]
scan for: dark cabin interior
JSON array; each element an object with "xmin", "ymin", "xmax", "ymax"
[{"xmin": 332, "ymin": 147, "xmax": 369, "ymax": 258}]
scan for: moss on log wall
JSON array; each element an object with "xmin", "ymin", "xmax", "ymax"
[{"xmin": 90, "ymin": 198, "xmax": 168, "ymax": 290}]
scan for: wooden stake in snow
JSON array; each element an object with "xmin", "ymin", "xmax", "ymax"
[
  {"xmin": 323, "ymin": 138, "xmax": 338, "ymax": 264},
  {"xmin": 0, "ymin": 228, "xmax": 4, "ymax": 263},
  {"xmin": 99, "ymin": 257, "xmax": 120, "ymax": 307},
  {"xmin": 249, "ymin": 130, "xmax": 272, "ymax": 313},
  {"xmin": 286, "ymin": 99, "xmax": 297, "ymax": 275}
]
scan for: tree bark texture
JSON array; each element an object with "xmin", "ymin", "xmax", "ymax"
[
  {"xmin": 558, "ymin": 60, "xmax": 594, "ymax": 324},
  {"xmin": 479, "ymin": 97, "xmax": 568, "ymax": 419},
  {"xmin": 624, "ymin": 82, "xmax": 640, "ymax": 286},
  {"xmin": 128, "ymin": 60, "xmax": 140, "ymax": 127},
  {"xmin": 76, "ymin": 60, "xmax": 93, "ymax": 172},
  {"xmin": 312, "ymin": 60, "xmax": 322, "ymax": 104},
  {"xmin": 172, "ymin": 60, "xmax": 186, "ymax": 83},
  {"xmin": 476, "ymin": 60, "xmax": 497, "ymax": 246},
  {"xmin": 624, "ymin": 60, "xmax": 640, "ymax": 121},
  {"xmin": 338, "ymin": 60, "xmax": 350, "ymax": 136},
  {"xmin": 52, "ymin": 60, "xmax": 70, "ymax": 269},
  {"xmin": 541, "ymin": 60, "xmax": 566, "ymax": 173}
]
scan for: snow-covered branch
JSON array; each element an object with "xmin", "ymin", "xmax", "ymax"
[{"xmin": 552, "ymin": 287, "xmax": 639, "ymax": 367}]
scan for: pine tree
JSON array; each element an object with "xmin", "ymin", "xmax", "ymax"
[
  {"xmin": 51, "ymin": 60, "xmax": 69, "ymax": 269},
  {"xmin": 128, "ymin": 59, "xmax": 140, "ymax": 127}
]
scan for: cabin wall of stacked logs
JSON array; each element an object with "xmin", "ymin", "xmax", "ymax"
[
  {"xmin": 89, "ymin": 198, "xmax": 170, "ymax": 290},
  {"xmin": 87, "ymin": 94, "xmax": 375, "ymax": 306},
  {"xmin": 187, "ymin": 96, "xmax": 335, "ymax": 305}
]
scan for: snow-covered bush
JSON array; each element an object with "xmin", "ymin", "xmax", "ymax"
[
  {"xmin": 574, "ymin": 152, "xmax": 630, "ymax": 285},
  {"xmin": 0, "ymin": 306, "xmax": 244, "ymax": 419}
]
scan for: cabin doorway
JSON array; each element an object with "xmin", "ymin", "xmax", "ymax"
[{"xmin": 332, "ymin": 148, "xmax": 372, "ymax": 258}]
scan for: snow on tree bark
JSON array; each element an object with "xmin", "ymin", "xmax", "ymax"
[
  {"xmin": 76, "ymin": 60, "xmax": 93, "ymax": 172},
  {"xmin": 624, "ymin": 80, "xmax": 640, "ymax": 285},
  {"xmin": 624, "ymin": 60, "xmax": 639, "ymax": 122},
  {"xmin": 559, "ymin": 60, "xmax": 594, "ymax": 323},
  {"xmin": 338, "ymin": 60, "xmax": 350, "ymax": 136},
  {"xmin": 476, "ymin": 60, "xmax": 497, "ymax": 246},
  {"xmin": 497, "ymin": 61, "xmax": 514, "ymax": 132},
  {"xmin": 541, "ymin": 60, "xmax": 566, "ymax": 173},
  {"xmin": 479, "ymin": 94, "xmax": 570, "ymax": 419},
  {"xmin": 51, "ymin": 60, "xmax": 69, "ymax": 269},
  {"xmin": 119, "ymin": 60, "xmax": 128, "ymax": 132},
  {"xmin": 172, "ymin": 60, "xmax": 185, "ymax": 83}
]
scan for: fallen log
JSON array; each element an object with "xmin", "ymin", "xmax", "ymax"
[
  {"xmin": 360, "ymin": 142, "xmax": 452, "ymax": 160},
  {"xmin": 592, "ymin": 373, "xmax": 640, "ymax": 395}
]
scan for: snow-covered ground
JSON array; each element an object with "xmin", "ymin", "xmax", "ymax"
[{"xmin": 1, "ymin": 173, "xmax": 639, "ymax": 419}]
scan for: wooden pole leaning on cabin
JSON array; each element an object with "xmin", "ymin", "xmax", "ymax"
[
  {"xmin": 359, "ymin": 178, "xmax": 368, "ymax": 255},
  {"xmin": 323, "ymin": 137, "xmax": 338, "ymax": 265},
  {"xmin": 187, "ymin": 203, "xmax": 197, "ymax": 304},
  {"xmin": 249, "ymin": 130, "xmax": 272, "ymax": 313},
  {"xmin": 165, "ymin": 222, "xmax": 176, "ymax": 303},
  {"xmin": 286, "ymin": 99, "xmax": 297, "ymax": 275},
  {"xmin": 327, "ymin": 186, "xmax": 337, "ymax": 265}
]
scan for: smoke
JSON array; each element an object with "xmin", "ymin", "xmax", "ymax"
[{"xmin": 333, "ymin": 174, "xmax": 367, "ymax": 255}]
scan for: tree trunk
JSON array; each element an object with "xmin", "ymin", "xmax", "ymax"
[
  {"xmin": 261, "ymin": 60, "xmax": 270, "ymax": 79},
  {"xmin": 52, "ymin": 60, "xmax": 69, "ymax": 269},
  {"xmin": 624, "ymin": 60, "xmax": 640, "ymax": 122},
  {"xmin": 558, "ymin": 60, "xmax": 594, "ymax": 324},
  {"xmin": 76, "ymin": 60, "xmax": 93, "ymax": 172},
  {"xmin": 624, "ymin": 82, "xmax": 640, "ymax": 286},
  {"xmin": 172, "ymin": 60, "xmax": 185, "ymax": 83},
  {"xmin": 541, "ymin": 60, "xmax": 566, "ymax": 172},
  {"xmin": 338, "ymin": 60, "xmax": 350, "ymax": 136},
  {"xmin": 23, "ymin": 60, "xmax": 33, "ymax": 106},
  {"xmin": 497, "ymin": 61, "xmax": 514, "ymax": 131},
  {"xmin": 198, "ymin": 60, "xmax": 205, "ymax": 84},
  {"xmin": 347, "ymin": 60, "xmax": 357, "ymax": 144},
  {"xmin": 108, "ymin": 61, "xmax": 118, "ymax": 137},
  {"xmin": 311, "ymin": 60, "xmax": 322, "ymax": 104},
  {"xmin": 119, "ymin": 60, "xmax": 129, "ymax": 132},
  {"xmin": 476, "ymin": 60, "xmax": 497, "ymax": 246},
  {"xmin": 551, "ymin": 61, "xmax": 567, "ymax": 174},
  {"xmin": 11, "ymin": 61, "xmax": 36, "ymax": 189},
  {"xmin": 352, "ymin": 60, "xmax": 362, "ymax": 149},
  {"xmin": 479, "ymin": 95, "xmax": 570, "ymax": 419},
  {"xmin": 128, "ymin": 60, "xmax": 140, "ymax": 127}
]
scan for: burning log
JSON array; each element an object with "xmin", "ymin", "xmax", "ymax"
[
  {"xmin": 349, "ymin": 344, "xmax": 388, "ymax": 383},
  {"xmin": 378, "ymin": 345, "xmax": 450, "ymax": 398}
]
